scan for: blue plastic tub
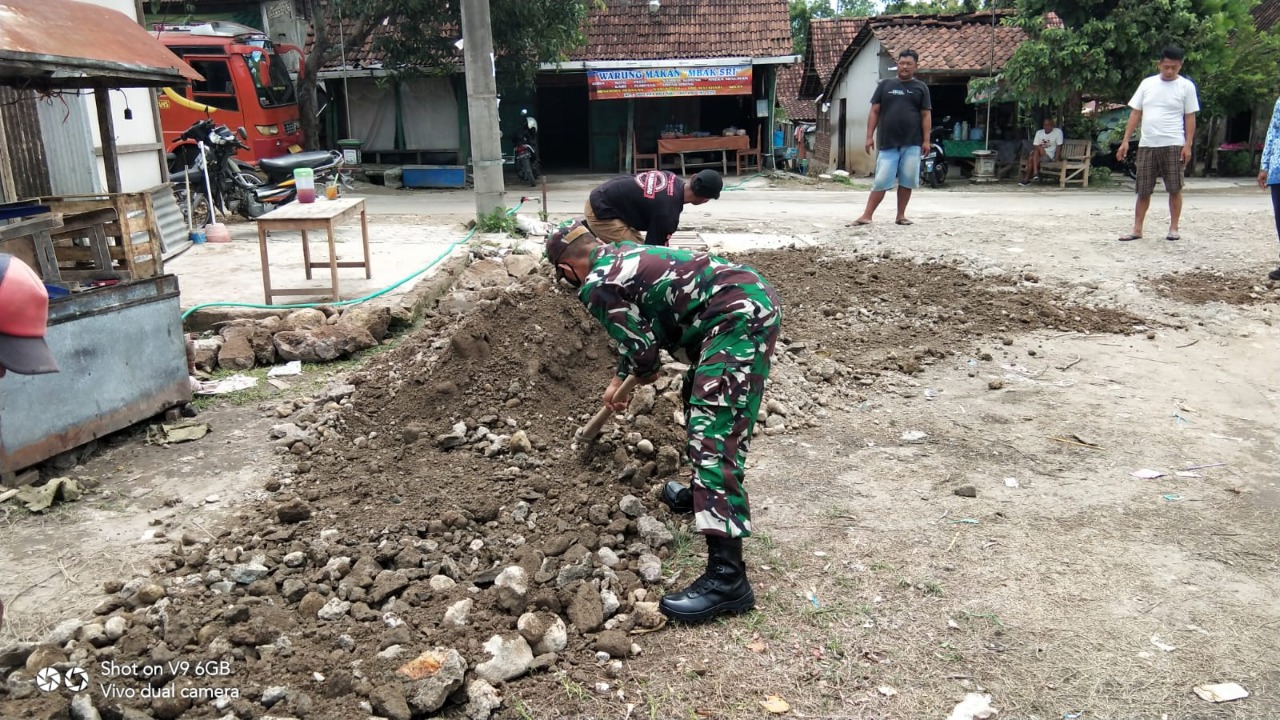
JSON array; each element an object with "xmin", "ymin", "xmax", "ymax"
[{"xmin": 402, "ymin": 165, "xmax": 467, "ymax": 189}]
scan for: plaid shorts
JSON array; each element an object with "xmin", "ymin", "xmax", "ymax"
[{"xmin": 1135, "ymin": 145, "xmax": 1185, "ymax": 197}]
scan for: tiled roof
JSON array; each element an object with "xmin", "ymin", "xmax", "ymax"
[
  {"xmin": 821, "ymin": 12, "xmax": 1027, "ymax": 100},
  {"xmin": 310, "ymin": 0, "xmax": 793, "ymax": 71},
  {"xmin": 776, "ymin": 62, "xmax": 814, "ymax": 122},
  {"xmin": 307, "ymin": 17, "xmax": 402, "ymax": 71},
  {"xmin": 1253, "ymin": 0, "xmax": 1280, "ymax": 31},
  {"xmin": 808, "ymin": 17, "xmax": 868, "ymax": 86},
  {"xmin": 871, "ymin": 16, "xmax": 1026, "ymax": 74},
  {"xmin": 568, "ymin": 0, "xmax": 792, "ymax": 62}
]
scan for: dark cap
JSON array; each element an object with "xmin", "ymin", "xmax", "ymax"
[
  {"xmin": 0, "ymin": 253, "xmax": 59, "ymax": 375},
  {"xmin": 690, "ymin": 169, "xmax": 723, "ymax": 199},
  {"xmin": 545, "ymin": 219, "xmax": 595, "ymax": 267}
]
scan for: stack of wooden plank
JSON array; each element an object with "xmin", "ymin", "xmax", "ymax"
[{"xmin": 39, "ymin": 191, "xmax": 165, "ymax": 281}]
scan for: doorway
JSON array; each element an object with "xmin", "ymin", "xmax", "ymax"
[
  {"xmin": 535, "ymin": 83, "xmax": 590, "ymax": 170},
  {"xmin": 837, "ymin": 99, "xmax": 847, "ymax": 171}
]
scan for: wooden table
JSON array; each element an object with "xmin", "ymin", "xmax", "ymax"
[
  {"xmin": 255, "ymin": 196, "xmax": 370, "ymax": 304},
  {"xmin": 658, "ymin": 136, "xmax": 750, "ymax": 175}
]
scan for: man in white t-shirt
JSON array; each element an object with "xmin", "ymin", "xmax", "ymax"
[
  {"xmin": 1116, "ymin": 46, "xmax": 1200, "ymax": 241},
  {"xmin": 1019, "ymin": 117, "xmax": 1064, "ymax": 186}
]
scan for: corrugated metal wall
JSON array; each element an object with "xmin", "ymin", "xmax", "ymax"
[
  {"xmin": 0, "ymin": 88, "xmax": 53, "ymax": 198},
  {"xmin": 35, "ymin": 92, "xmax": 100, "ymax": 195}
]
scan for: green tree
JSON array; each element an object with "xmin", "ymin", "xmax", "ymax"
[
  {"xmin": 790, "ymin": 0, "xmax": 876, "ymax": 55},
  {"xmin": 1194, "ymin": 23, "xmax": 1280, "ymax": 118},
  {"xmin": 790, "ymin": 0, "xmax": 836, "ymax": 55},
  {"xmin": 1002, "ymin": 0, "xmax": 1261, "ymax": 109},
  {"xmin": 296, "ymin": 0, "xmax": 592, "ymax": 149},
  {"xmin": 880, "ymin": 0, "xmax": 989, "ymax": 13}
]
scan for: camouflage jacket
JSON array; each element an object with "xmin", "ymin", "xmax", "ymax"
[{"xmin": 577, "ymin": 243, "xmax": 779, "ymax": 379}]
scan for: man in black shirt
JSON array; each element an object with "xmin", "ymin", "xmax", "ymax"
[
  {"xmin": 851, "ymin": 49, "xmax": 932, "ymax": 226},
  {"xmin": 584, "ymin": 169, "xmax": 723, "ymax": 246}
]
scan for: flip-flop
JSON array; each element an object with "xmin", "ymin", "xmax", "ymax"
[
  {"xmin": 895, "ymin": 218, "xmax": 914, "ymax": 226},
  {"xmin": 1166, "ymin": 233, "xmax": 1180, "ymax": 241},
  {"xmin": 1118, "ymin": 233, "xmax": 1142, "ymax": 241},
  {"xmin": 847, "ymin": 219, "xmax": 872, "ymax": 226}
]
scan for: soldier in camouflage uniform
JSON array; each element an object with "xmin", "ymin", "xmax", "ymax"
[{"xmin": 545, "ymin": 220, "xmax": 781, "ymax": 623}]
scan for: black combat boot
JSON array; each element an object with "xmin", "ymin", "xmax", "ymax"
[
  {"xmin": 661, "ymin": 481, "xmax": 693, "ymax": 514},
  {"xmin": 659, "ymin": 535, "xmax": 754, "ymax": 623}
]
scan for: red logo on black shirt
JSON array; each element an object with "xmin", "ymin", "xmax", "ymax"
[{"xmin": 635, "ymin": 170, "xmax": 676, "ymax": 199}]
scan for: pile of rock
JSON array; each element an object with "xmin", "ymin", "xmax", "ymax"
[
  {"xmin": 265, "ymin": 384, "xmax": 358, "ymax": 459},
  {"xmin": 435, "ymin": 251, "xmax": 546, "ymax": 317},
  {"xmin": 0, "ymin": 478, "xmax": 680, "ymax": 720},
  {"xmin": 190, "ymin": 306, "xmax": 392, "ymax": 373}
]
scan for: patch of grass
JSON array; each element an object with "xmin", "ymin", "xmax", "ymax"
[
  {"xmin": 664, "ymin": 524, "xmax": 703, "ymax": 576},
  {"xmin": 824, "ymin": 637, "xmax": 847, "ymax": 658},
  {"xmin": 819, "ymin": 504, "xmax": 851, "ymax": 519},
  {"xmin": 870, "ymin": 559, "xmax": 892, "ymax": 572},
  {"xmin": 961, "ymin": 610, "xmax": 1005, "ymax": 627},
  {"xmin": 510, "ymin": 699, "xmax": 534, "ymax": 720},
  {"xmin": 474, "ymin": 208, "xmax": 520, "ymax": 235},
  {"xmin": 558, "ymin": 672, "xmax": 588, "ymax": 702},
  {"xmin": 831, "ymin": 574, "xmax": 858, "ymax": 590},
  {"xmin": 919, "ymin": 579, "xmax": 945, "ymax": 597},
  {"xmin": 190, "ymin": 366, "xmax": 273, "ymax": 410},
  {"xmin": 645, "ymin": 692, "xmax": 662, "ymax": 720}
]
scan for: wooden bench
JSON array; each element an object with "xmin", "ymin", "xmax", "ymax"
[{"xmin": 1020, "ymin": 138, "xmax": 1094, "ymax": 188}]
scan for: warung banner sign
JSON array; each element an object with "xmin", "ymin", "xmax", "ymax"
[{"xmin": 589, "ymin": 64, "xmax": 752, "ymax": 100}]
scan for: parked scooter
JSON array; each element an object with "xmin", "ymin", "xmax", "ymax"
[
  {"xmin": 233, "ymin": 149, "xmax": 346, "ymax": 208},
  {"xmin": 1107, "ymin": 138, "xmax": 1139, "ymax": 180},
  {"xmin": 511, "ymin": 109, "xmax": 541, "ymax": 187},
  {"xmin": 921, "ymin": 119, "xmax": 951, "ymax": 189},
  {"xmin": 168, "ymin": 118, "xmax": 343, "ymax": 221}
]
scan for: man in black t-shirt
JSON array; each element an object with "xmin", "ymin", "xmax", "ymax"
[
  {"xmin": 851, "ymin": 49, "xmax": 932, "ymax": 227},
  {"xmin": 584, "ymin": 169, "xmax": 723, "ymax": 246}
]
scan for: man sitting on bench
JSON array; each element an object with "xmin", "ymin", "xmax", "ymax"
[{"xmin": 1020, "ymin": 117, "xmax": 1063, "ymax": 186}]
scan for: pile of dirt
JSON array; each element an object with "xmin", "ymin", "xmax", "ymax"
[
  {"xmin": 1145, "ymin": 267, "xmax": 1280, "ymax": 306},
  {"xmin": 0, "ymin": 246, "xmax": 1153, "ymax": 720}
]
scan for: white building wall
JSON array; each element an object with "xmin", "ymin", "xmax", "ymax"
[
  {"xmin": 829, "ymin": 37, "xmax": 883, "ymax": 177},
  {"xmin": 82, "ymin": 0, "xmax": 166, "ymax": 191}
]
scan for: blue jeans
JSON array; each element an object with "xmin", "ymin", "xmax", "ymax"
[{"xmin": 872, "ymin": 145, "xmax": 922, "ymax": 191}]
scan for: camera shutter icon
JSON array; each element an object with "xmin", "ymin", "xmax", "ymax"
[
  {"xmin": 35, "ymin": 667, "xmax": 63, "ymax": 692},
  {"xmin": 64, "ymin": 667, "xmax": 90, "ymax": 692}
]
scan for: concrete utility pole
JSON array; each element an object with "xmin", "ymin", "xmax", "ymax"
[{"xmin": 460, "ymin": 0, "xmax": 506, "ymax": 217}]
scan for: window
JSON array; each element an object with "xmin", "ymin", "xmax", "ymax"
[
  {"xmin": 188, "ymin": 59, "xmax": 239, "ymax": 111},
  {"xmin": 241, "ymin": 52, "xmax": 297, "ymax": 108}
]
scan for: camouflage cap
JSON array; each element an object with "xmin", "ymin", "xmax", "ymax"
[{"xmin": 545, "ymin": 219, "xmax": 595, "ymax": 267}]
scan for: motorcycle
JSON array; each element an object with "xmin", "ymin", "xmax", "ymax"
[
  {"xmin": 511, "ymin": 109, "xmax": 541, "ymax": 187},
  {"xmin": 921, "ymin": 121, "xmax": 950, "ymax": 189},
  {"xmin": 1109, "ymin": 138, "xmax": 1138, "ymax": 180},
  {"xmin": 168, "ymin": 118, "xmax": 344, "ymax": 221}
]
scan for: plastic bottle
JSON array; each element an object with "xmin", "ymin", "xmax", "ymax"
[{"xmin": 294, "ymin": 167, "xmax": 316, "ymax": 204}]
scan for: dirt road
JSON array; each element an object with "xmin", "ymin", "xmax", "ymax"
[{"xmin": 1, "ymin": 182, "xmax": 1276, "ymax": 719}]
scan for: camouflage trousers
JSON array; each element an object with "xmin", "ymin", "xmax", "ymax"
[{"xmin": 681, "ymin": 288, "xmax": 782, "ymax": 538}]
